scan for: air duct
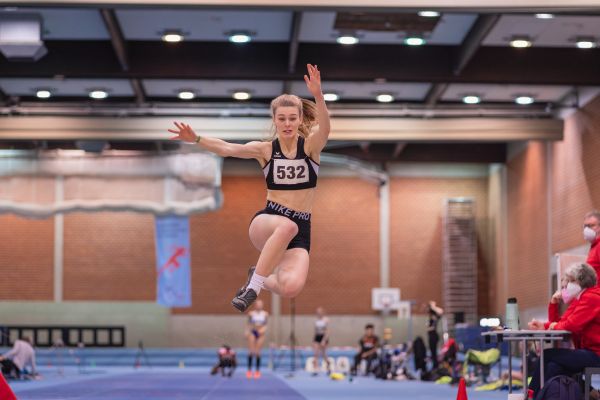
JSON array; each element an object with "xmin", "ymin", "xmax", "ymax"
[{"xmin": 0, "ymin": 12, "xmax": 47, "ymax": 61}]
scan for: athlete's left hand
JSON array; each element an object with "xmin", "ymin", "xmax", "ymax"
[{"xmin": 304, "ymin": 64, "xmax": 322, "ymax": 98}]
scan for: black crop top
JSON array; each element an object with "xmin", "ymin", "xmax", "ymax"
[{"xmin": 262, "ymin": 137, "xmax": 319, "ymax": 190}]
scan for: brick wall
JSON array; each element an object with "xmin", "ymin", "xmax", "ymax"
[
  {"xmin": 506, "ymin": 142, "xmax": 549, "ymax": 310},
  {"xmin": 0, "ymin": 214, "xmax": 54, "ymax": 300},
  {"xmin": 389, "ymin": 177, "xmax": 490, "ymax": 315},
  {"xmin": 1, "ymin": 170, "xmax": 493, "ymax": 318},
  {"xmin": 175, "ymin": 176, "xmax": 268, "ymax": 314},
  {"xmin": 63, "ymin": 212, "xmax": 156, "ymax": 300},
  {"xmin": 287, "ymin": 177, "xmax": 380, "ymax": 315},
  {"xmin": 552, "ymin": 96, "xmax": 600, "ymax": 253}
]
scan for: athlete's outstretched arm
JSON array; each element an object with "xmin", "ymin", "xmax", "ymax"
[
  {"xmin": 168, "ymin": 122, "xmax": 267, "ymax": 160},
  {"xmin": 304, "ymin": 64, "xmax": 331, "ymax": 154}
]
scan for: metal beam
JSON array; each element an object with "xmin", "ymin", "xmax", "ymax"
[
  {"xmin": 424, "ymin": 83, "xmax": 449, "ymax": 108},
  {"xmin": 5, "ymin": 0, "xmax": 600, "ymax": 11},
  {"xmin": 453, "ymin": 14, "xmax": 500, "ymax": 76},
  {"xmin": 100, "ymin": 8, "xmax": 129, "ymax": 71},
  {"xmin": 288, "ymin": 11, "xmax": 303, "ymax": 74},
  {"xmin": 0, "ymin": 115, "xmax": 563, "ymax": 142},
  {"xmin": 392, "ymin": 142, "xmax": 407, "ymax": 158},
  {"xmin": 129, "ymin": 78, "xmax": 147, "ymax": 106},
  {"xmin": 100, "ymin": 8, "xmax": 147, "ymax": 104}
]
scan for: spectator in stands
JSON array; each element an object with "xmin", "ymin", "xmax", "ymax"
[
  {"xmin": 527, "ymin": 263, "xmax": 600, "ymax": 397},
  {"xmin": 210, "ymin": 344, "xmax": 237, "ymax": 377},
  {"xmin": 0, "ymin": 336, "xmax": 36, "ymax": 379},
  {"xmin": 351, "ymin": 324, "xmax": 379, "ymax": 376},
  {"xmin": 584, "ymin": 210, "xmax": 600, "ymax": 284}
]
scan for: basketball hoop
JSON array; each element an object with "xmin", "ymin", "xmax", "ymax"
[{"xmin": 381, "ymin": 295, "xmax": 392, "ymax": 311}]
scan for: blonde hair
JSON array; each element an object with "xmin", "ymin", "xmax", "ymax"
[{"xmin": 270, "ymin": 94, "xmax": 317, "ymax": 139}]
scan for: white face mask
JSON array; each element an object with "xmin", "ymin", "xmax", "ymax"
[
  {"xmin": 584, "ymin": 227, "xmax": 597, "ymax": 243},
  {"xmin": 561, "ymin": 282, "xmax": 583, "ymax": 304}
]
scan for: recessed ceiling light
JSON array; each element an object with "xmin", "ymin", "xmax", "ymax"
[
  {"xmin": 404, "ymin": 36, "xmax": 426, "ymax": 46},
  {"xmin": 162, "ymin": 31, "xmax": 184, "ymax": 43},
  {"xmin": 462, "ymin": 95, "xmax": 481, "ymax": 104},
  {"xmin": 535, "ymin": 13, "xmax": 554, "ymax": 19},
  {"xmin": 89, "ymin": 89, "xmax": 108, "ymax": 99},
  {"xmin": 232, "ymin": 91, "xmax": 251, "ymax": 100},
  {"xmin": 323, "ymin": 93, "xmax": 339, "ymax": 102},
  {"xmin": 178, "ymin": 90, "xmax": 195, "ymax": 100},
  {"xmin": 575, "ymin": 37, "xmax": 596, "ymax": 49},
  {"xmin": 336, "ymin": 35, "xmax": 359, "ymax": 45},
  {"xmin": 376, "ymin": 93, "xmax": 394, "ymax": 103},
  {"xmin": 228, "ymin": 32, "xmax": 252, "ymax": 43},
  {"xmin": 515, "ymin": 95, "xmax": 535, "ymax": 105},
  {"xmin": 36, "ymin": 89, "xmax": 51, "ymax": 99},
  {"xmin": 418, "ymin": 11, "xmax": 440, "ymax": 17},
  {"xmin": 509, "ymin": 36, "xmax": 532, "ymax": 48}
]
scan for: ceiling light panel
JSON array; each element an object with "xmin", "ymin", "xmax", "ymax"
[
  {"xmin": 115, "ymin": 9, "xmax": 292, "ymax": 42},
  {"xmin": 0, "ymin": 78, "xmax": 134, "ymax": 97},
  {"xmin": 289, "ymin": 81, "xmax": 431, "ymax": 101},
  {"xmin": 483, "ymin": 14, "xmax": 600, "ymax": 48},
  {"xmin": 442, "ymin": 84, "xmax": 573, "ymax": 103},
  {"xmin": 142, "ymin": 79, "xmax": 281, "ymax": 98},
  {"xmin": 299, "ymin": 11, "xmax": 477, "ymax": 45}
]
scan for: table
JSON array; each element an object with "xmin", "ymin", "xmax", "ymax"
[{"xmin": 482, "ymin": 329, "xmax": 571, "ymax": 397}]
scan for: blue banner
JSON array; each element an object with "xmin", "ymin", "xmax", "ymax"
[{"xmin": 154, "ymin": 216, "xmax": 191, "ymax": 307}]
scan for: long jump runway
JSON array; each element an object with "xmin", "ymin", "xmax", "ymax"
[{"xmin": 10, "ymin": 367, "xmax": 510, "ymax": 400}]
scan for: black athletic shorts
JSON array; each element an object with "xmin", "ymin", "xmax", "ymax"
[
  {"xmin": 252, "ymin": 200, "xmax": 311, "ymax": 253},
  {"xmin": 314, "ymin": 334, "xmax": 328, "ymax": 344}
]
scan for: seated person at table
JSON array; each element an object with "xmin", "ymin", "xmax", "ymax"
[{"xmin": 527, "ymin": 263, "xmax": 600, "ymax": 397}]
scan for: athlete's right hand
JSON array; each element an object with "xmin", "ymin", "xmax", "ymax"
[{"xmin": 168, "ymin": 121, "xmax": 198, "ymax": 143}]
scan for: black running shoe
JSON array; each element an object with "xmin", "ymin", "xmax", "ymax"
[
  {"xmin": 236, "ymin": 265, "xmax": 256, "ymax": 296},
  {"xmin": 231, "ymin": 288, "xmax": 257, "ymax": 312}
]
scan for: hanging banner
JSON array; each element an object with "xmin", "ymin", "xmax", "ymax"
[{"xmin": 155, "ymin": 216, "xmax": 191, "ymax": 307}]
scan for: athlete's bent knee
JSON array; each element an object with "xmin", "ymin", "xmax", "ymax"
[{"xmin": 279, "ymin": 281, "xmax": 305, "ymax": 298}]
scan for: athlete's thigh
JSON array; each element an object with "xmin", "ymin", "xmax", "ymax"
[
  {"xmin": 256, "ymin": 335, "xmax": 266, "ymax": 351},
  {"xmin": 276, "ymin": 248, "xmax": 310, "ymax": 285},
  {"xmin": 249, "ymin": 214, "xmax": 296, "ymax": 251}
]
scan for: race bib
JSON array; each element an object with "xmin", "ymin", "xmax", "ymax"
[{"xmin": 273, "ymin": 159, "xmax": 309, "ymax": 185}]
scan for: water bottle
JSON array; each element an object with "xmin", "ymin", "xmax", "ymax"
[{"xmin": 505, "ymin": 297, "xmax": 520, "ymax": 330}]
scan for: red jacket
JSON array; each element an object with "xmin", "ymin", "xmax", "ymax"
[
  {"xmin": 587, "ymin": 238, "xmax": 600, "ymax": 287},
  {"xmin": 549, "ymin": 287, "xmax": 600, "ymax": 356},
  {"xmin": 546, "ymin": 299, "xmax": 580, "ymax": 347}
]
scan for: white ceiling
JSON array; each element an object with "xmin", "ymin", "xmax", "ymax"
[
  {"xmin": 17, "ymin": 8, "xmax": 109, "ymax": 40},
  {"xmin": 0, "ymin": 78, "xmax": 134, "ymax": 96},
  {"xmin": 0, "ymin": 77, "xmax": 588, "ymax": 105},
  {"xmin": 143, "ymin": 79, "xmax": 284, "ymax": 97},
  {"xmin": 299, "ymin": 12, "xmax": 478, "ymax": 45},
  {"xmin": 12, "ymin": 7, "xmax": 600, "ymax": 48},
  {"xmin": 115, "ymin": 9, "xmax": 294, "ymax": 42},
  {"xmin": 483, "ymin": 15, "xmax": 600, "ymax": 47},
  {"xmin": 441, "ymin": 83, "xmax": 574, "ymax": 102},
  {"xmin": 290, "ymin": 81, "xmax": 432, "ymax": 100},
  {"xmin": 2, "ymin": 7, "xmax": 600, "ymax": 105}
]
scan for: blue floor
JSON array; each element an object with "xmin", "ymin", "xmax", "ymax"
[{"xmin": 9, "ymin": 366, "xmax": 513, "ymax": 400}]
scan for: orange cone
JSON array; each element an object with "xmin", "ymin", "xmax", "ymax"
[
  {"xmin": 0, "ymin": 374, "xmax": 17, "ymax": 400},
  {"xmin": 456, "ymin": 377, "xmax": 468, "ymax": 400}
]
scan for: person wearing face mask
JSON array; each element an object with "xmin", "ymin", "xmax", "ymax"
[
  {"xmin": 168, "ymin": 64, "xmax": 330, "ymax": 312},
  {"xmin": 584, "ymin": 210, "xmax": 600, "ymax": 284},
  {"xmin": 527, "ymin": 263, "xmax": 600, "ymax": 397}
]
